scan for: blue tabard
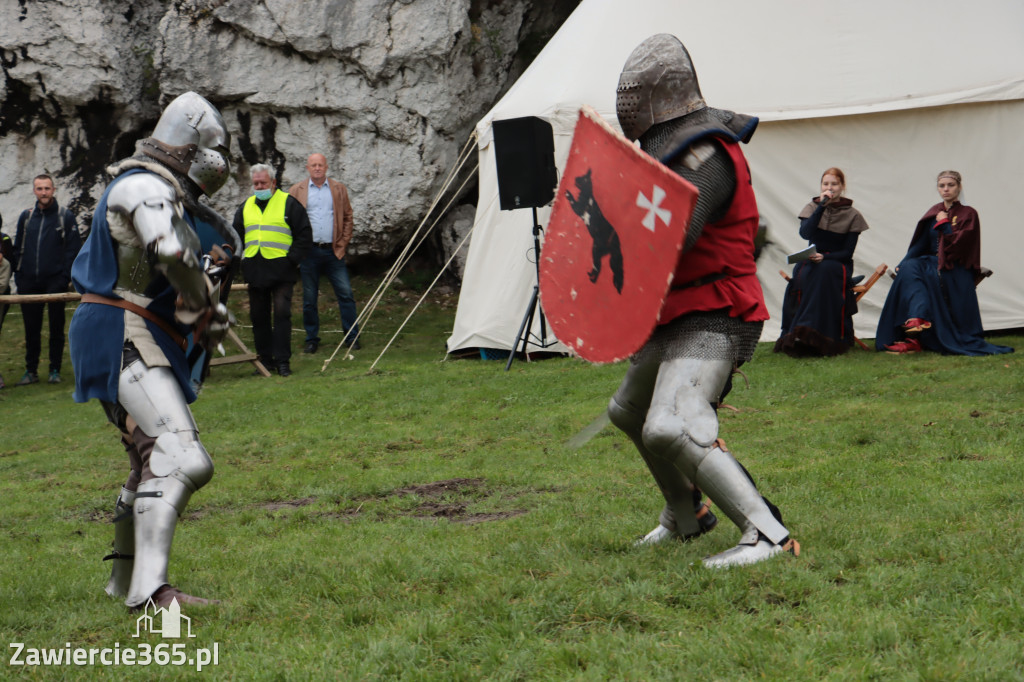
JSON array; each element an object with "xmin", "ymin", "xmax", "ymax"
[{"xmin": 69, "ymin": 169, "xmax": 198, "ymax": 404}]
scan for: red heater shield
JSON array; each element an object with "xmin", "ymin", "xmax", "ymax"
[{"xmin": 540, "ymin": 106, "xmax": 698, "ymax": 363}]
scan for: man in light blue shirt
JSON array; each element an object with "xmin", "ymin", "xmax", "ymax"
[{"xmin": 288, "ymin": 153, "xmax": 360, "ymax": 353}]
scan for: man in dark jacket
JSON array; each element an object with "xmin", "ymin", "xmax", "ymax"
[
  {"xmin": 233, "ymin": 164, "xmax": 312, "ymax": 376},
  {"xmin": 13, "ymin": 174, "xmax": 81, "ymax": 385},
  {"xmin": 0, "ymin": 226, "xmax": 10, "ymax": 389}
]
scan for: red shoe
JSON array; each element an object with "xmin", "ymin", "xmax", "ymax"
[
  {"xmin": 903, "ymin": 318, "xmax": 932, "ymax": 333},
  {"xmin": 885, "ymin": 338, "xmax": 922, "ymax": 354}
]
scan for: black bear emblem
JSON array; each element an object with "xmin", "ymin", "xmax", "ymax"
[{"xmin": 564, "ymin": 169, "xmax": 624, "ymax": 294}]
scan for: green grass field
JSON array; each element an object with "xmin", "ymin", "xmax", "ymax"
[{"xmin": 2, "ymin": 276, "xmax": 1023, "ymax": 680}]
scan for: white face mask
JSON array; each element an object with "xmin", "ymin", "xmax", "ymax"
[{"xmin": 254, "ymin": 188, "xmax": 273, "ymax": 201}]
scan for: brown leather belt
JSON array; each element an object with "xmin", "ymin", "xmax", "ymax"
[{"xmin": 80, "ymin": 293, "xmax": 187, "ymax": 350}]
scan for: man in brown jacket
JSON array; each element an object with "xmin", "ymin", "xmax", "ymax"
[{"xmin": 288, "ymin": 153, "xmax": 360, "ymax": 353}]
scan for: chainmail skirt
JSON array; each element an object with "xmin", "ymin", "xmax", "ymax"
[{"xmin": 631, "ymin": 310, "xmax": 763, "ymax": 365}]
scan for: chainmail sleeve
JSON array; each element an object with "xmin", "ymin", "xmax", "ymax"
[
  {"xmin": 639, "ymin": 117, "xmax": 736, "ymax": 252},
  {"xmin": 667, "ymin": 149, "xmax": 735, "ymax": 252}
]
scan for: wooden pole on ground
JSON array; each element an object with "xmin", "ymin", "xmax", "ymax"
[{"xmin": 0, "ymin": 288, "xmax": 271, "ymax": 377}]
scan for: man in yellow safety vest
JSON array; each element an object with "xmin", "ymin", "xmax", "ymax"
[{"xmin": 232, "ymin": 163, "xmax": 312, "ymax": 376}]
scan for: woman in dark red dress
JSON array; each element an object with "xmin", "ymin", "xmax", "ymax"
[{"xmin": 876, "ymin": 171, "xmax": 1013, "ymax": 356}]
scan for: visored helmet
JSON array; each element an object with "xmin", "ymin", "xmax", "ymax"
[
  {"xmin": 616, "ymin": 34, "xmax": 706, "ymax": 141},
  {"xmin": 145, "ymin": 92, "xmax": 231, "ymax": 196}
]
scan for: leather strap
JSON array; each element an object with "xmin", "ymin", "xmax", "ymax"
[
  {"xmin": 671, "ymin": 272, "xmax": 729, "ymax": 290},
  {"xmin": 80, "ymin": 293, "xmax": 187, "ymax": 350},
  {"xmin": 102, "ymin": 551, "xmax": 135, "ymax": 562}
]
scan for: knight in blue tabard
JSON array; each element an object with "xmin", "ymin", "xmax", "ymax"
[{"xmin": 69, "ymin": 92, "xmax": 240, "ymax": 608}]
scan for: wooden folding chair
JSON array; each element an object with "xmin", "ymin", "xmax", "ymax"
[
  {"xmin": 778, "ymin": 262, "xmax": 888, "ymax": 351},
  {"xmin": 852, "ymin": 263, "xmax": 889, "ymax": 301},
  {"xmin": 851, "ymin": 263, "xmax": 888, "ymax": 350}
]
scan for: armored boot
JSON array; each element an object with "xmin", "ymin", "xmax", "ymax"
[
  {"xmin": 695, "ymin": 440, "xmax": 799, "ymax": 568},
  {"xmin": 123, "ymin": 428, "xmax": 216, "ymax": 608},
  {"xmin": 636, "ymin": 491, "xmax": 718, "ymax": 546}
]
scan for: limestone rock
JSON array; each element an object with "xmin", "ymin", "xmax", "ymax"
[
  {"xmin": 0, "ymin": 0, "xmax": 579, "ymax": 262},
  {"xmin": 436, "ymin": 203, "xmax": 477, "ymax": 281}
]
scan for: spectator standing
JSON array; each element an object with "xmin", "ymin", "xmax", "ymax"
[
  {"xmin": 233, "ymin": 164, "xmax": 312, "ymax": 376},
  {"xmin": 13, "ymin": 174, "xmax": 81, "ymax": 385},
  {"xmin": 287, "ymin": 153, "xmax": 361, "ymax": 353},
  {"xmin": 0, "ymin": 225, "xmax": 10, "ymax": 389}
]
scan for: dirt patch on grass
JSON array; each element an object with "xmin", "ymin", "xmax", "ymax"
[
  {"xmin": 258, "ymin": 496, "xmax": 317, "ymax": 512},
  {"xmin": 943, "ymin": 452, "xmax": 988, "ymax": 461},
  {"xmin": 321, "ymin": 507, "xmax": 364, "ymax": 522},
  {"xmin": 391, "ymin": 477, "xmax": 484, "ymax": 498},
  {"xmin": 85, "ymin": 481, "xmax": 533, "ymax": 525},
  {"xmin": 338, "ymin": 478, "xmax": 528, "ymax": 524},
  {"xmin": 409, "ymin": 500, "xmax": 527, "ymax": 524},
  {"xmin": 78, "ymin": 509, "xmax": 109, "ymax": 522},
  {"xmin": 181, "ymin": 496, "xmax": 317, "ymax": 521}
]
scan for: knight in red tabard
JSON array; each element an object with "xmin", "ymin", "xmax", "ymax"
[{"xmin": 608, "ymin": 34, "xmax": 799, "ymax": 567}]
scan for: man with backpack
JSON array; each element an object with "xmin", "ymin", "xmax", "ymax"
[{"xmin": 13, "ymin": 174, "xmax": 81, "ymax": 385}]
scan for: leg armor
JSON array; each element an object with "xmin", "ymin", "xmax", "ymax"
[
  {"xmin": 641, "ymin": 357, "xmax": 791, "ymax": 553},
  {"xmin": 609, "ymin": 360, "xmax": 716, "ymax": 542},
  {"xmin": 116, "ymin": 356, "xmax": 214, "ymax": 607},
  {"xmin": 104, "ymin": 486, "xmax": 136, "ymax": 598},
  {"xmin": 99, "ymin": 410, "xmax": 145, "ymax": 599}
]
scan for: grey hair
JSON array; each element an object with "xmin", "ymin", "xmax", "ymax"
[{"xmin": 250, "ymin": 163, "xmax": 275, "ymax": 180}]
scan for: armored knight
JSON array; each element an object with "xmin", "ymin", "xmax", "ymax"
[
  {"xmin": 69, "ymin": 92, "xmax": 239, "ymax": 607},
  {"xmin": 608, "ymin": 35, "xmax": 799, "ymax": 567}
]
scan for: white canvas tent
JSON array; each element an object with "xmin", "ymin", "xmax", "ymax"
[{"xmin": 448, "ymin": 0, "xmax": 1024, "ymax": 355}]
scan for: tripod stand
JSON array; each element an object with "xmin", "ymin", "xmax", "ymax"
[{"xmin": 505, "ymin": 207, "xmax": 558, "ymax": 370}]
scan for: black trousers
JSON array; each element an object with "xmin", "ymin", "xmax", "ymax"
[
  {"xmin": 248, "ymin": 281, "xmax": 294, "ymax": 366},
  {"xmin": 0, "ymin": 283, "xmax": 9, "ymax": 336},
  {"xmin": 17, "ymin": 274, "xmax": 68, "ymax": 374}
]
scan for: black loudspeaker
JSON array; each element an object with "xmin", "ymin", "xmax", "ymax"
[{"xmin": 492, "ymin": 116, "xmax": 557, "ymax": 211}]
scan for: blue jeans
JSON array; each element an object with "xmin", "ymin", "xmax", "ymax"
[{"xmin": 300, "ymin": 246, "xmax": 359, "ymax": 344}]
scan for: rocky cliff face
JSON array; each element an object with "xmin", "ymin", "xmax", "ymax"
[{"xmin": 0, "ymin": 0, "xmax": 578, "ymax": 267}]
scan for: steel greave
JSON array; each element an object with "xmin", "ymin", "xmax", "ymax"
[
  {"xmin": 693, "ymin": 445, "xmax": 789, "ymax": 545},
  {"xmin": 105, "ymin": 487, "xmax": 136, "ymax": 598},
  {"xmin": 124, "ymin": 476, "xmax": 193, "ymax": 608},
  {"xmin": 609, "ymin": 377, "xmax": 703, "ymax": 538}
]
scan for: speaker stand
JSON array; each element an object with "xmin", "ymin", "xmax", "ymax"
[{"xmin": 506, "ymin": 207, "xmax": 558, "ymax": 370}]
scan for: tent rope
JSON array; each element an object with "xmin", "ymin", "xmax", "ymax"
[
  {"xmin": 321, "ymin": 131, "xmax": 479, "ymax": 371},
  {"xmin": 369, "ymin": 219, "xmax": 476, "ymax": 371}
]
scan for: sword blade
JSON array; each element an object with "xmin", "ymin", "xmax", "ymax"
[{"xmin": 566, "ymin": 410, "xmax": 611, "ymax": 450}]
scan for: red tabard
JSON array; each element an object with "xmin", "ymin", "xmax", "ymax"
[{"xmin": 657, "ymin": 138, "xmax": 768, "ymax": 325}]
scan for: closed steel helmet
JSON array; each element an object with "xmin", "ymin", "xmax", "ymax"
[
  {"xmin": 616, "ymin": 34, "xmax": 706, "ymax": 141},
  {"xmin": 145, "ymin": 92, "xmax": 231, "ymax": 196}
]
